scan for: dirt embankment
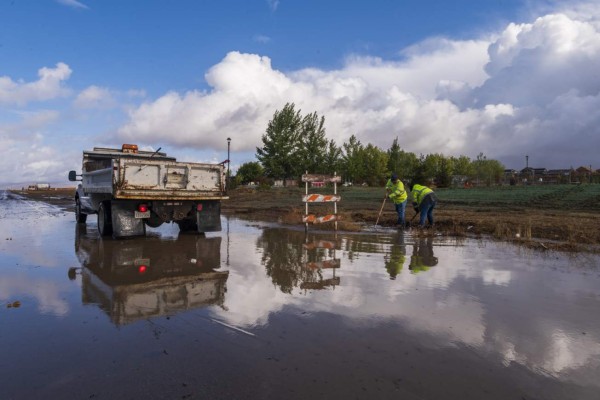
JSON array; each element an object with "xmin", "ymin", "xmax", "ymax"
[{"xmin": 13, "ymin": 187, "xmax": 600, "ymax": 253}]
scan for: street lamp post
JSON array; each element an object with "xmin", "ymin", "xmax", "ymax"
[{"xmin": 227, "ymin": 137, "xmax": 231, "ymax": 189}]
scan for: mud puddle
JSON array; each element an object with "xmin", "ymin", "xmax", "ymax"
[{"xmin": 1, "ymin": 194, "xmax": 600, "ymax": 399}]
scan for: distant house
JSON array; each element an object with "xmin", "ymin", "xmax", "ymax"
[
  {"xmin": 576, "ymin": 166, "xmax": 593, "ymax": 183},
  {"xmin": 545, "ymin": 169, "xmax": 572, "ymax": 184},
  {"xmin": 273, "ymin": 179, "xmax": 298, "ymax": 188},
  {"xmin": 519, "ymin": 167, "xmax": 547, "ymax": 183},
  {"xmin": 576, "ymin": 166, "xmax": 592, "ymax": 174}
]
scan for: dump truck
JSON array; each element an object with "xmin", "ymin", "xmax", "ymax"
[{"xmin": 69, "ymin": 144, "xmax": 228, "ymax": 238}]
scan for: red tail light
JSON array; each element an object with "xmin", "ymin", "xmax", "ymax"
[
  {"xmin": 138, "ymin": 204, "xmax": 148, "ymax": 212},
  {"xmin": 138, "ymin": 265, "xmax": 147, "ymax": 274}
]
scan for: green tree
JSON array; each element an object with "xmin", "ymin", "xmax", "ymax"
[
  {"xmin": 387, "ymin": 137, "xmax": 401, "ymax": 175},
  {"xmin": 397, "ymin": 150, "xmax": 419, "ymax": 182},
  {"xmin": 299, "ymin": 111, "xmax": 328, "ymax": 173},
  {"xmin": 471, "ymin": 153, "xmax": 505, "ymax": 185},
  {"xmin": 411, "ymin": 154, "xmax": 429, "ymax": 186},
  {"xmin": 236, "ymin": 161, "xmax": 264, "ymax": 184},
  {"xmin": 437, "ymin": 157, "xmax": 452, "ymax": 187},
  {"xmin": 341, "ymin": 135, "xmax": 365, "ymax": 184},
  {"xmin": 421, "ymin": 153, "xmax": 452, "ymax": 187},
  {"xmin": 450, "ymin": 155, "xmax": 473, "ymax": 176},
  {"xmin": 323, "ymin": 139, "xmax": 342, "ymax": 174},
  {"xmin": 256, "ymin": 103, "xmax": 303, "ymax": 180},
  {"xmin": 362, "ymin": 144, "xmax": 389, "ymax": 186}
]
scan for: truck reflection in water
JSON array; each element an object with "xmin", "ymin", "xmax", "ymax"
[{"xmin": 73, "ymin": 225, "xmax": 228, "ymax": 325}]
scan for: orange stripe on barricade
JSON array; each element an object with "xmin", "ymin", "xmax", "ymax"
[{"xmin": 302, "ymin": 194, "xmax": 341, "ymax": 203}]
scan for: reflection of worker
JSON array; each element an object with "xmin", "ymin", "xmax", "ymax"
[
  {"xmin": 384, "ymin": 230, "xmax": 406, "ymax": 279},
  {"xmin": 385, "ymin": 173, "xmax": 408, "ymax": 226},
  {"xmin": 411, "ymin": 183, "xmax": 437, "ymax": 227},
  {"xmin": 409, "ymin": 237, "xmax": 438, "ymax": 274}
]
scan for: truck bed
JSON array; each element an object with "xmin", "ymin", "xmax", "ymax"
[{"xmin": 82, "ymin": 158, "xmax": 227, "ymax": 200}]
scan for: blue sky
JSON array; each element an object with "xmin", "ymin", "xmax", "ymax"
[{"xmin": 1, "ymin": 0, "xmax": 599, "ymax": 186}]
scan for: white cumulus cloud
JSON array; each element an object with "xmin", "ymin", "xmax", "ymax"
[
  {"xmin": 74, "ymin": 85, "xmax": 116, "ymax": 109},
  {"xmin": 118, "ymin": 8, "xmax": 600, "ymax": 169},
  {"xmin": 0, "ymin": 63, "xmax": 72, "ymax": 106}
]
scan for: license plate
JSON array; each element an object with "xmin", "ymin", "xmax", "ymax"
[{"xmin": 134, "ymin": 211, "xmax": 150, "ymax": 218}]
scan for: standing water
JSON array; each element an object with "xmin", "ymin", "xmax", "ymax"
[{"xmin": 1, "ymin": 197, "xmax": 599, "ymax": 399}]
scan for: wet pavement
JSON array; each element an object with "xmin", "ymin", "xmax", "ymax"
[{"xmin": 1, "ymin": 190, "xmax": 600, "ymax": 399}]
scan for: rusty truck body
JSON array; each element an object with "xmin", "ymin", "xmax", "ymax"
[{"xmin": 69, "ymin": 144, "xmax": 228, "ymax": 238}]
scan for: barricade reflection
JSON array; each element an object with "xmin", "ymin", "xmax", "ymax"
[
  {"xmin": 73, "ymin": 225, "xmax": 227, "ymax": 325},
  {"xmin": 257, "ymin": 228, "xmax": 341, "ymax": 293}
]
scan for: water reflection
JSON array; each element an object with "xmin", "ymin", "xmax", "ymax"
[
  {"xmin": 256, "ymin": 228, "xmax": 340, "ymax": 293},
  {"xmin": 408, "ymin": 236, "xmax": 438, "ymax": 274},
  {"xmin": 73, "ymin": 225, "xmax": 228, "ymax": 325},
  {"xmin": 384, "ymin": 230, "xmax": 406, "ymax": 279}
]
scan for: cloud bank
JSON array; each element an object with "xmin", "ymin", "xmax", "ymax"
[
  {"xmin": 118, "ymin": 10, "xmax": 600, "ymax": 169},
  {"xmin": 2, "ymin": 5, "xmax": 600, "ymax": 187}
]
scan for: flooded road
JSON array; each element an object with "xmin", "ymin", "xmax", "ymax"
[{"xmin": 1, "ymin": 191, "xmax": 600, "ymax": 399}]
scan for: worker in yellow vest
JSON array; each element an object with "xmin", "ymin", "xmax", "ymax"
[
  {"xmin": 385, "ymin": 173, "xmax": 408, "ymax": 226},
  {"xmin": 411, "ymin": 183, "xmax": 437, "ymax": 227}
]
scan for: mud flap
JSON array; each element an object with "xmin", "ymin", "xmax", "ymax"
[
  {"xmin": 196, "ymin": 201, "xmax": 222, "ymax": 232},
  {"xmin": 111, "ymin": 201, "xmax": 146, "ymax": 238}
]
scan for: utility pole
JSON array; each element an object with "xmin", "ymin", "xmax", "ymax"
[
  {"xmin": 525, "ymin": 155, "xmax": 529, "ymax": 186},
  {"xmin": 227, "ymin": 137, "xmax": 231, "ymax": 190}
]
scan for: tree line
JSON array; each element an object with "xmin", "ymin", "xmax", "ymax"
[{"xmin": 234, "ymin": 103, "xmax": 505, "ymax": 187}]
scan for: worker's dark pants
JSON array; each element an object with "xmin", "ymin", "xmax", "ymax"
[
  {"xmin": 394, "ymin": 200, "xmax": 407, "ymax": 225},
  {"xmin": 419, "ymin": 194, "xmax": 436, "ymax": 227}
]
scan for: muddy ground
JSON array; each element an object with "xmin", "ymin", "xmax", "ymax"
[{"xmin": 14, "ymin": 186, "xmax": 600, "ymax": 253}]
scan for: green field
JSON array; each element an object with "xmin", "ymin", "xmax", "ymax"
[
  {"xmin": 435, "ymin": 184, "xmax": 600, "ymax": 211},
  {"xmin": 318, "ymin": 184, "xmax": 600, "ymax": 212}
]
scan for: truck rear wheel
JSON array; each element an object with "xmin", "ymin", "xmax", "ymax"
[
  {"xmin": 75, "ymin": 197, "xmax": 87, "ymax": 223},
  {"xmin": 98, "ymin": 202, "xmax": 113, "ymax": 236},
  {"xmin": 177, "ymin": 218, "xmax": 198, "ymax": 233}
]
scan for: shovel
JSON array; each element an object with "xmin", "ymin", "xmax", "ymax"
[
  {"xmin": 374, "ymin": 196, "xmax": 387, "ymax": 226},
  {"xmin": 405, "ymin": 209, "xmax": 419, "ymax": 228}
]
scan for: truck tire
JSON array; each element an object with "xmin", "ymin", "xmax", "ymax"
[
  {"xmin": 75, "ymin": 197, "xmax": 87, "ymax": 223},
  {"xmin": 177, "ymin": 218, "xmax": 198, "ymax": 233},
  {"xmin": 145, "ymin": 214, "xmax": 163, "ymax": 228},
  {"xmin": 98, "ymin": 202, "xmax": 113, "ymax": 236}
]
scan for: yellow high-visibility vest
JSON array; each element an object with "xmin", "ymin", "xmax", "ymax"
[{"xmin": 412, "ymin": 184, "xmax": 433, "ymax": 205}]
